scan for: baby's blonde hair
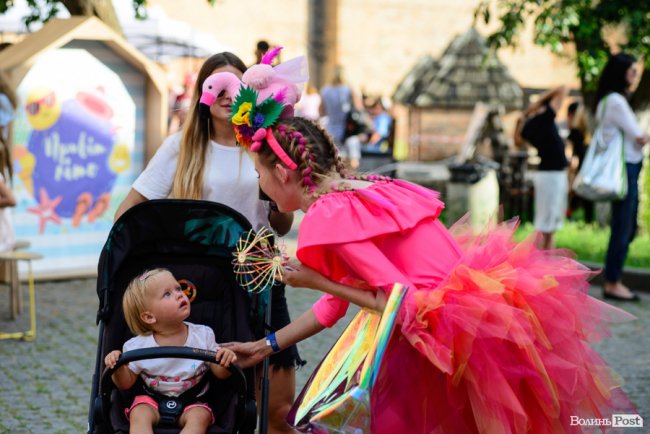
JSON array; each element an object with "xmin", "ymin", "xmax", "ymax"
[{"xmin": 122, "ymin": 268, "xmax": 170, "ymax": 336}]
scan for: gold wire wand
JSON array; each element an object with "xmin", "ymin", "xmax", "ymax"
[{"xmin": 233, "ymin": 227, "xmax": 289, "ymax": 293}]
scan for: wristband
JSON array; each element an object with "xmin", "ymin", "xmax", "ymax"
[{"xmin": 265, "ymin": 332, "xmax": 281, "ymax": 353}]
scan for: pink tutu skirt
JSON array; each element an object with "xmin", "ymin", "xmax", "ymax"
[{"xmin": 370, "ymin": 220, "xmax": 635, "ymax": 434}]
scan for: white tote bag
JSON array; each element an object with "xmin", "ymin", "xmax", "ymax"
[{"xmin": 572, "ymin": 96, "xmax": 627, "ymax": 201}]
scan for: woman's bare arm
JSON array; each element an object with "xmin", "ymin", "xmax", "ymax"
[
  {"xmin": 524, "ymin": 85, "xmax": 568, "ymax": 116},
  {"xmin": 114, "ymin": 189, "xmax": 147, "ymax": 222},
  {"xmin": 224, "ymin": 308, "xmax": 325, "ymax": 368},
  {"xmin": 283, "ymin": 263, "xmax": 386, "ymax": 312}
]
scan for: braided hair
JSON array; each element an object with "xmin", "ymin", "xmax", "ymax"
[{"xmin": 256, "ymin": 117, "xmax": 391, "ymax": 197}]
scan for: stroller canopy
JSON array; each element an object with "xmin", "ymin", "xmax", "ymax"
[{"xmin": 96, "ymin": 199, "xmax": 252, "ymax": 322}]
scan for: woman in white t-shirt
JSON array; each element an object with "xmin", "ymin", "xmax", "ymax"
[
  {"xmin": 114, "ymin": 52, "xmax": 301, "ymax": 434},
  {"xmin": 0, "ymin": 73, "xmax": 16, "ymax": 251},
  {"xmin": 0, "ymin": 173, "xmax": 16, "ymax": 252},
  {"xmin": 593, "ymin": 53, "xmax": 649, "ymax": 302}
]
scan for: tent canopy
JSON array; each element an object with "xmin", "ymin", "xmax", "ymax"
[{"xmin": 0, "ymin": 0, "xmax": 230, "ymax": 63}]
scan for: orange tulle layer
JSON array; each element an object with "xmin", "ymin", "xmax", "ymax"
[{"xmin": 372, "ymin": 220, "xmax": 636, "ymax": 434}]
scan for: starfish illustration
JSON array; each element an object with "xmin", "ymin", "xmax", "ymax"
[{"xmin": 28, "ymin": 187, "xmax": 63, "ymax": 233}]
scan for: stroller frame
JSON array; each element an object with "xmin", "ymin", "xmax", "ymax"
[{"xmin": 87, "ymin": 199, "xmax": 271, "ymax": 434}]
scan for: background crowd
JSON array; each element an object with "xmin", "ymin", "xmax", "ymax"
[
  {"xmin": 516, "ymin": 53, "xmax": 649, "ymax": 301},
  {"xmin": 168, "ymin": 42, "xmax": 396, "ymax": 172}
]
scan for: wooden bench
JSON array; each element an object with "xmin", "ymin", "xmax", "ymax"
[{"xmin": 0, "ymin": 247, "xmax": 43, "ymax": 341}]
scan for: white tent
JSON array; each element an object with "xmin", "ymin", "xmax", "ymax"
[{"xmin": 114, "ymin": 0, "xmax": 231, "ymax": 63}]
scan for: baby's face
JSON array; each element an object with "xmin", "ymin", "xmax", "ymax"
[{"xmin": 145, "ymin": 272, "xmax": 190, "ymax": 324}]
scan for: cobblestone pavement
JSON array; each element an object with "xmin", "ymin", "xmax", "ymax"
[{"xmin": 0, "ymin": 247, "xmax": 648, "ymax": 433}]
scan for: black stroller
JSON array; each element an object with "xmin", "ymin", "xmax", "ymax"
[{"xmin": 88, "ymin": 200, "xmax": 268, "ymax": 434}]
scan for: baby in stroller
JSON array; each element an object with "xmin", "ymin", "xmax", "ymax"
[
  {"xmin": 89, "ymin": 200, "xmax": 261, "ymax": 434},
  {"xmin": 104, "ymin": 268, "xmax": 237, "ymax": 434}
]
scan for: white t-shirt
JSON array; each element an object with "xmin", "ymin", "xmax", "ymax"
[
  {"xmin": 133, "ymin": 133, "xmax": 270, "ymax": 230},
  {"xmin": 0, "ymin": 173, "xmax": 14, "ymax": 252},
  {"xmin": 123, "ymin": 322, "xmax": 219, "ymax": 397},
  {"xmin": 597, "ymin": 92, "xmax": 645, "ymax": 163}
]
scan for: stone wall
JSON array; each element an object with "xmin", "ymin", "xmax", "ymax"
[
  {"xmin": 151, "ymin": 0, "xmax": 580, "ymax": 162},
  {"xmin": 406, "ymin": 108, "xmax": 473, "ymax": 161}
]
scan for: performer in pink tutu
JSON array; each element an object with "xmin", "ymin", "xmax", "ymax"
[{"xmin": 205, "ymin": 62, "xmax": 637, "ymax": 432}]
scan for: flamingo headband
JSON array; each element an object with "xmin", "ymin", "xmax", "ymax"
[{"xmin": 198, "ymin": 47, "xmax": 307, "ymax": 171}]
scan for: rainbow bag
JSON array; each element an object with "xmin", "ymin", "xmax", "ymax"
[{"xmin": 288, "ymin": 284, "xmax": 407, "ymax": 434}]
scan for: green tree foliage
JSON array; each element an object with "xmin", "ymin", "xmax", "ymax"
[
  {"xmin": 0, "ymin": 0, "xmax": 147, "ymax": 33},
  {"xmin": 477, "ymin": 1, "xmax": 650, "ymax": 235},
  {"xmin": 0, "ymin": 0, "xmax": 218, "ymax": 33},
  {"xmin": 476, "ymin": 0, "xmax": 650, "ymax": 100}
]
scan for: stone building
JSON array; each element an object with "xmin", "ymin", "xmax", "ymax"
[
  {"xmin": 1, "ymin": 0, "xmax": 579, "ymax": 162},
  {"xmin": 393, "ymin": 28, "xmax": 523, "ymax": 161},
  {"xmin": 146, "ymin": 0, "xmax": 577, "ymax": 161},
  {"xmin": 146, "ymin": 0, "xmax": 578, "ymax": 96}
]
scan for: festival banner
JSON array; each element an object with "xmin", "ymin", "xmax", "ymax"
[{"xmin": 11, "ymin": 48, "xmax": 141, "ymax": 277}]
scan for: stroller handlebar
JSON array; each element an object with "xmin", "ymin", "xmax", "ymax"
[
  {"xmin": 98, "ymin": 346, "xmax": 248, "ymax": 434},
  {"xmin": 112, "ymin": 346, "xmax": 241, "ymax": 367},
  {"xmin": 103, "ymin": 346, "xmax": 246, "ymax": 388}
]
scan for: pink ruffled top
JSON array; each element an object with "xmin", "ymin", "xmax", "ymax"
[
  {"xmin": 295, "ymin": 180, "xmax": 635, "ymax": 433},
  {"xmin": 297, "ymin": 180, "xmax": 462, "ymax": 327}
]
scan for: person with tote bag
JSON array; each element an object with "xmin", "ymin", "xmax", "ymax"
[
  {"xmin": 592, "ymin": 53, "xmax": 649, "ymax": 301},
  {"xmin": 572, "ymin": 95, "xmax": 628, "ymax": 202}
]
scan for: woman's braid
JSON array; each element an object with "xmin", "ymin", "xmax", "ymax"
[
  {"xmin": 265, "ymin": 117, "xmax": 391, "ymax": 197},
  {"xmin": 280, "ymin": 118, "xmax": 341, "ymax": 196},
  {"xmin": 275, "ymin": 123, "xmax": 318, "ymax": 195},
  {"xmin": 296, "ymin": 120, "xmax": 391, "ymax": 184},
  {"xmin": 347, "ymin": 173, "xmax": 392, "ymax": 182},
  {"xmin": 291, "ymin": 130, "xmax": 317, "ymax": 194}
]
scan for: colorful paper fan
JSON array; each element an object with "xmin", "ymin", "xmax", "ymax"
[
  {"xmin": 233, "ymin": 227, "xmax": 288, "ymax": 293},
  {"xmin": 288, "ymin": 283, "xmax": 408, "ymax": 433}
]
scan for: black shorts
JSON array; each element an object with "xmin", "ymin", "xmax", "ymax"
[{"xmin": 269, "ymin": 283, "xmax": 305, "ymax": 369}]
